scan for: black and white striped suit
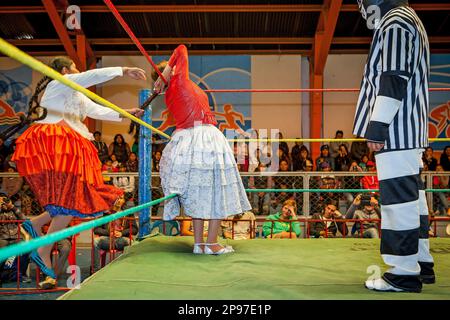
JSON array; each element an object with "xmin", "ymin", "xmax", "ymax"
[{"xmin": 353, "ymin": 6, "xmax": 434, "ymax": 291}]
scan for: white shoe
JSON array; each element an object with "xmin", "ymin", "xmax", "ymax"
[
  {"xmin": 365, "ymin": 278, "xmax": 404, "ymax": 292},
  {"xmin": 204, "ymin": 243, "xmax": 234, "ymax": 255},
  {"xmin": 193, "ymin": 243, "xmax": 204, "ymax": 254}
]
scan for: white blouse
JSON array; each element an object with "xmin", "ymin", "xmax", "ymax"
[{"xmin": 38, "ymin": 67, "xmax": 124, "ymax": 140}]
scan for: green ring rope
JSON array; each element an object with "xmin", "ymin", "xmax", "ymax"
[{"xmin": 0, "ymin": 194, "xmax": 176, "ymax": 262}]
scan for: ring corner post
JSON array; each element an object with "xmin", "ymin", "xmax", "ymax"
[{"xmin": 138, "ymin": 89, "xmax": 152, "ymax": 239}]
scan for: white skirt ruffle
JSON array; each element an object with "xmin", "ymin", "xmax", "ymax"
[{"xmin": 160, "ymin": 124, "xmax": 251, "ymax": 220}]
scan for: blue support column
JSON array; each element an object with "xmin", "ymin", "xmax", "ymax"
[{"xmin": 138, "ymin": 89, "xmax": 152, "ymax": 239}]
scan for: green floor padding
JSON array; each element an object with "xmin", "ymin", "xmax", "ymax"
[{"xmin": 60, "ymin": 237, "xmax": 450, "ymax": 300}]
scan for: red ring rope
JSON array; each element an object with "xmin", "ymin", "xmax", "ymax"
[{"xmin": 103, "ymin": 0, "xmax": 168, "ymax": 85}]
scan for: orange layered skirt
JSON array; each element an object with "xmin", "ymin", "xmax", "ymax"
[{"xmin": 12, "ymin": 124, "xmax": 123, "ymax": 217}]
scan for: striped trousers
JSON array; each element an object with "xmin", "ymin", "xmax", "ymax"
[{"xmin": 375, "ymin": 149, "xmax": 434, "ymax": 291}]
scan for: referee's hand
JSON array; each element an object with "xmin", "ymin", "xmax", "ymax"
[{"xmin": 368, "ymin": 142, "xmax": 384, "ymax": 152}]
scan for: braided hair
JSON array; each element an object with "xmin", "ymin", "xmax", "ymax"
[{"xmin": 0, "ymin": 56, "xmax": 74, "ymax": 141}]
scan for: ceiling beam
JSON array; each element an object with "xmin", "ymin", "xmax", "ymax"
[
  {"xmin": 16, "ymin": 49, "xmax": 314, "ymax": 56},
  {"xmin": 8, "ymin": 36, "xmax": 450, "ymax": 46},
  {"xmin": 41, "ymin": 0, "xmax": 81, "ymax": 67},
  {"xmin": 2, "ymin": 3, "xmax": 450, "ymax": 14},
  {"xmin": 14, "ymin": 47, "xmax": 450, "ymax": 57},
  {"xmin": 58, "ymin": 0, "xmax": 96, "ymax": 68},
  {"xmin": 313, "ymin": 0, "xmax": 343, "ymax": 75}
]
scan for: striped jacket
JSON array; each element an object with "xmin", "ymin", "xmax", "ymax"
[{"xmin": 353, "ymin": 6, "xmax": 430, "ymax": 150}]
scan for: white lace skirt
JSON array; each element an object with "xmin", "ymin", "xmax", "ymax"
[{"xmin": 160, "ymin": 124, "xmax": 252, "ymax": 220}]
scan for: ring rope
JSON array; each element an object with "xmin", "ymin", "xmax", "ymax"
[
  {"xmin": 0, "ymin": 38, "xmax": 171, "ymax": 140},
  {"xmin": 103, "ymin": 0, "xmax": 168, "ymax": 85},
  {"xmin": 0, "ymin": 194, "xmax": 177, "ymax": 262},
  {"xmin": 245, "ymin": 189, "xmax": 450, "ymax": 193}
]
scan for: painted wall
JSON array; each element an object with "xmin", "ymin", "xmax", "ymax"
[
  {"xmin": 2, "ymin": 53, "xmax": 448, "ymax": 152},
  {"xmin": 323, "ymin": 54, "xmax": 450, "ymax": 151},
  {"xmin": 323, "ymin": 54, "xmax": 366, "ymax": 141}
]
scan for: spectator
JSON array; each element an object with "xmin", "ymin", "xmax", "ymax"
[
  {"xmin": 262, "ymin": 199, "xmax": 301, "ymax": 238},
  {"xmin": 433, "ymin": 165, "xmax": 450, "ymax": 216},
  {"xmin": 102, "ymin": 158, "xmax": 118, "ymax": 185},
  {"xmin": 345, "ymin": 194, "xmax": 381, "ymax": 238},
  {"xmin": 108, "ymin": 134, "xmax": 131, "ymax": 163},
  {"xmin": 92, "ymin": 131, "xmax": 109, "ymax": 163},
  {"xmin": 359, "ymin": 154, "xmax": 369, "ymax": 171},
  {"xmin": 330, "ymin": 130, "xmax": 349, "ymax": 158},
  {"xmin": 361, "ymin": 161, "xmax": 379, "ymax": 191},
  {"xmin": 350, "ymin": 138, "xmax": 370, "ymax": 162},
  {"xmin": 274, "ymin": 159, "xmax": 291, "ymax": 187},
  {"xmin": 315, "ymin": 145, "xmax": 335, "ymax": 171},
  {"xmin": 291, "ymin": 140, "xmax": 302, "ymax": 163},
  {"xmin": 276, "ymin": 147, "xmax": 290, "ymax": 169},
  {"xmin": 126, "ymin": 152, "xmax": 139, "ymax": 172},
  {"xmin": 0, "ymin": 194, "xmax": 30, "ymax": 283},
  {"xmin": 221, "ymin": 211, "xmax": 256, "ymax": 240},
  {"xmin": 293, "ymin": 145, "xmax": 313, "ymax": 171},
  {"xmin": 92, "ymin": 212, "xmax": 138, "ymax": 272},
  {"xmin": 341, "ymin": 161, "xmax": 364, "ymax": 205},
  {"xmin": 1, "ymin": 164, "xmax": 23, "ymax": 205},
  {"xmin": 422, "ymin": 147, "xmax": 437, "ymax": 171},
  {"xmin": 440, "ymin": 146, "xmax": 450, "ymax": 171},
  {"xmin": 110, "ymin": 154, "xmax": 120, "ymax": 170},
  {"xmin": 276, "ymin": 132, "xmax": 290, "ymax": 159},
  {"xmin": 268, "ymin": 195, "xmax": 282, "ymax": 215},
  {"xmin": 152, "ymin": 150, "xmax": 162, "ymax": 172},
  {"xmin": 309, "ymin": 200, "xmax": 348, "ymax": 238},
  {"xmin": 335, "ymin": 144, "xmax": 352, "ymax": 171},
  {"xmin": 233, "ymin": 142, "xmax": 249, "ymax": 172}
]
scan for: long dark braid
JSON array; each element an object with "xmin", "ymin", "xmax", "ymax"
[{"xmin": 0, "ymin": 56, "xmax": 73, "ymax": 141}]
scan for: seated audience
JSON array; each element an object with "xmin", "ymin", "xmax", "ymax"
[
  {"xmin": 315, "ymin": 145, "xmax": 335, "ymax": 171},
  {"xmin": 262, "ymin": 200, "xmax": 301, "ymax": 238},
  {"xmin": 329, "ymin": 130, "xmax": 349, "ymax": 158},
  {"xmin": 0, "ymin": 194, "xmax": 30, "ymax": 283},
  {"xmin": 345, "ymin": 194, "xmax": 381, "ymax": 238},
  {"xmin": 440, "ymin": 146, "xmax": 450, "ymax": 171},
  {"xmin": 309, "ymin": 200, "xmax": 348, "ymax": 238},
  {"xmin": 360, "ymin": 161, "xmax": 379, "ymax": 191},
  {"xmin": 422, "ymin": 147, "xmax": 437, "ymax": 171}
]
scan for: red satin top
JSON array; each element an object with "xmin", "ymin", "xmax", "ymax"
[{"xmin": 165, "ymin": 45, "xmax": 217, "ymax": 130}]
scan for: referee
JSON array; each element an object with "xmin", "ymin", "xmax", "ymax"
[{"xmin": 353, "ymin": 0, "xmax": 435, "ymax": 292}]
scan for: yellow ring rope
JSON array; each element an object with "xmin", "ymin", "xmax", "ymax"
[{"xmin": 0, "ymin": 38, "xmax": 171, "ymax": 140}]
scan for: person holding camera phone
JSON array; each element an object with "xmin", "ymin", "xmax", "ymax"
[{"xmin": 345, "ymin": 194, "xmax": 381, "ymax": 238}]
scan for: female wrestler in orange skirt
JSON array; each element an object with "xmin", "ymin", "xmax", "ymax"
[{"xmin": 13, "ymin": 57, "xmax": 145, "ymax": 288}]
